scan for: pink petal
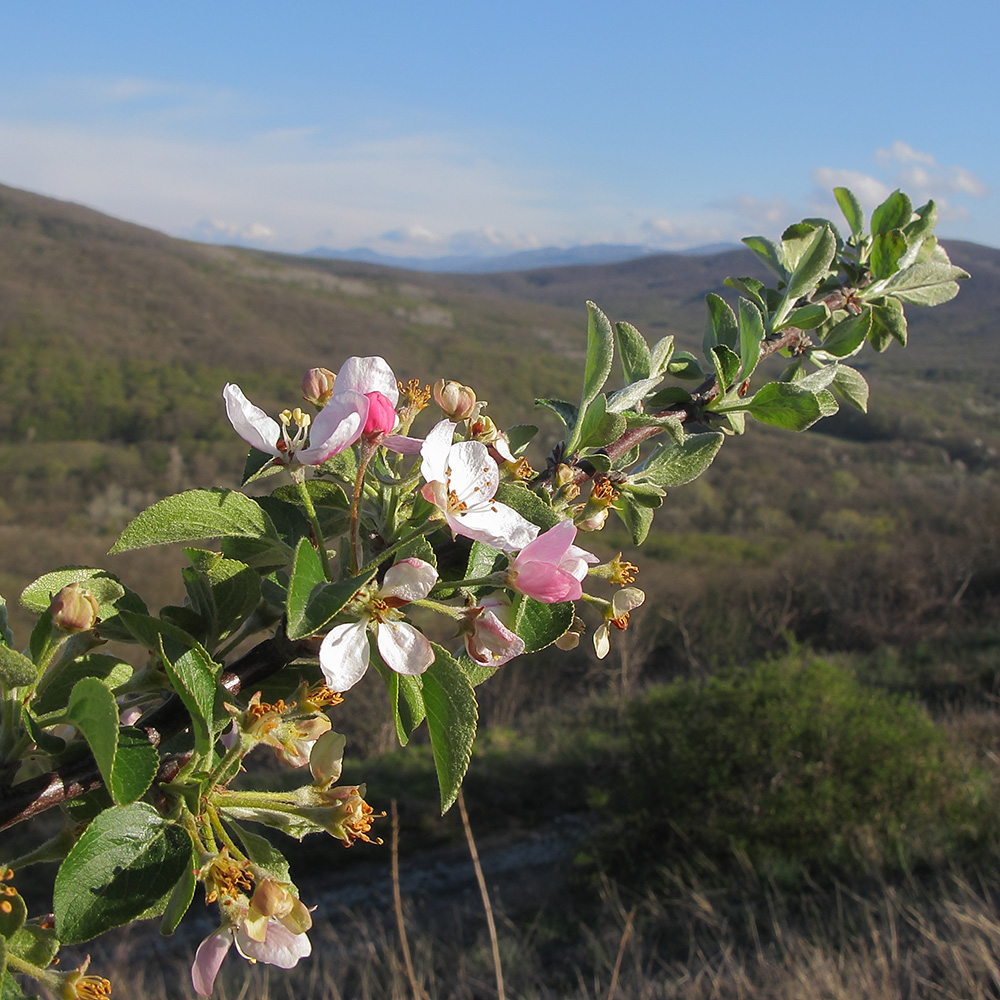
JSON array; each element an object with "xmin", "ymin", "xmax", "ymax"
[
  {"xmin": 377, "ymin": 621, "xmax": 435, "ymax": 676},
  {"xmin": 381, "ymin": 559, "xmax": 438, "ymax": 603},
  {"xmin": 511, "ymin": 562, "xmax": 582, "ymax": 603},
  {"xmin": 192, "ymin": 930, "xmax": 233, "ymax": 996},
  {"xmin": 223, "ymin": 384, "xmax": 280, "ymax": 457},
  {"xmin": 236, "ymin": 920, "xmax": 312, "ymax": 969},
  {"xmin": 299, "ymin": 391, "xmax": 367, "ymax": 464},
  {"xmin": 363, "ymin": 391, "xmax": 398, "ymax": 435},
  {"xmin": 466, "ymin": 609, "xmax": 524, "ymax": 666},
  {"xmin": 515, "ymin": 518, "xmax": 577, "ymax": 566},
  {"xmin": 333, "ymin": 356, "xmax": 399, "ymax": 405},
  {"xmin": 383, "ymin": 433, "xmax": 424, "ymax": 454},
  {"xmin": 318, "ymin": 620, "xmax": 371, "ymax": 691},
  {"xmin": 420, "ymin": 420, "xmax": 457, "ymax": 483}
]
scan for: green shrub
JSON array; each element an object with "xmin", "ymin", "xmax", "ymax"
[{"xmin": 588, "ymin": 651, "xmax": 998, "ymax": 885}]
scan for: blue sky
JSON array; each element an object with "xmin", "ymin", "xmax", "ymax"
[{"xmin": 1, "ymin": 1, "xmax": 996, "ymax": 257}]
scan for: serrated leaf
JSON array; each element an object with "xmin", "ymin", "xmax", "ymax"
[
  {"xmin": 32, "ymin": 654, "xmax": 133, "ymax": 717},
  {"xmin": 703, "ymin": 293, "xmax": 738, "ymax": 357},
  {"xmin": 620, "ymin": 483, "xmax": 665, "ymax": 508},
  {"xmin": 870, "ymin": 297, "xmax": 907, "ymax": 349},
  {"xmin": 20, "ymin": 568, "xmax": 124, "ymax": 615},
  {"xmin": 512, "ymin": 597, "xmax": 575, "ymax": 653},
  {"xmin": 290, "ymin": 569, "xmax": 376, "ymax": 640},
  {"xmin": 832, "ymin": 365, "xmax": 869, "ymax": 412},
  {"xmin": 710, "ymin": 345, "xmax": 741, "ymax": 393},
  {"xmin": 110, "ymin": 489, "xmax": 278, "ymax": 553},
  {"xmin": 286, "ymin": 538, "xmax": 326, "ymax": 639},
  {"xmin": 879, "ymin": 261, "xmax": 968, "ymax": 306},
  {"xmin": 870, "ymin": 229, "xmax": 908, "ymax": 279},
  {"xmin": 742, "ymin": 235, "xmax": 786, "ymax": 278},
  {"xmin": 833, "ymin": 187, "xmax": 865, "ymax": 240},
  {"xmin": 738, "ymin": 298, "xmax": 765, "ymax": 380},
  {"xmin": 624, "ymin": 412, "xmax": 685, "ymax": 444},
  {"xmin": 615, "ymin": 321, "xmax": 651, "ymax": 382},
  {"xmin": 494, "ymin": 483, "xmax": 560, "ymax": 530},
  {"xmin": 617, "ymin": 494, "xmax": 654, "ymax": 545},
  {"xmin": 580, "ymin": 301, "xmax": 615, "ymax": 413},
  {"xmin": 724, "ymin": 276, "xmax": 767, "ymax": 313},
  {"xmin": 0, "ymin": 647, "xmax": 36, "ymax": 688},
  {"xmin": 871, "ymin": 189, "xmax": 912, "ymax": 236},
  {"xmin": 747, "ymin": 382, "xmax": 839, "ymax": 430},
  {"xmin": 822, "ymin": 308, "xmax": 872, "ymax": 357},
  {"xmin": 534, "ymin": 398, "xmax": 578, "ymax": 428},
  {"xmin": 424, "ymin": 645, "xmax": 478, "ymax": 813},
  {"xmin": 635, "ymin": 432, "xmax": 725, "ymax": 488},
  {"xmin": 54, "ymin": 802, "xmax": 191, "ymax": 944}
]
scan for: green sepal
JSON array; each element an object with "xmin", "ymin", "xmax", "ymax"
[{"xmin": 53, "ymin": 803, "xmax": 192, "ymax": 945}]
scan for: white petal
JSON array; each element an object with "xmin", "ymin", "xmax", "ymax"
[
  {"xmin": 381, "ymin": 558, "xmax": 438, "ymax": 603},
  {"xmin": 223, "ymin": 384, "xmax": 281, "ymax": 457},
  {"xmin": 333, "ymin": 356, "xmax": 399, "ymax": 405},
  {"xmin": 447, "ymin": 441, "xmax": 498, "ymax": 504},
  {"xmin": 377, "ymin": 621, "xmax": 435, "ymax": 676},
  {"xmin": 236, "ymin": 921, "xmax": 311, "ymax": 969},
  {"xmin": 449, "ymin": 501, "xmax": 539, "ymax": 551},
  {"xmin": 420, "ymin": 420, "xmax": 457, "ymax": 484},
  {"xmin": 594, "ymin": 624, "xmax": 611, "ymax": 659},
  {"xmin": 318, "ymin": 620, "xmax": 371, "ymax": 691},
  {"xmin": 612, "ymin": 587, "xmax": 646, "ymax": 616},
  {"xmin": 298, "ymin": 390, "xmax": 366, "ymax": 464}
]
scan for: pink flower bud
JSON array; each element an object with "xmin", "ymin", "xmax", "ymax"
[
  {"xmin": 48, "ymin": 583, "xmax": 99, "ymax": 633},
  {"xmin": 363, "ymin": 391, "xmax": 397, "ymax": 435},
  {"xmin": 301, "ymin": 367, "xmax": 336, "ymax": 407},
  {"xmin": 433, "ymin": 379, "xmax": 478, "ymax": 421}
]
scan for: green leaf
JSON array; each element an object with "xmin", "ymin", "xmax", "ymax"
[
  {"xmin": 54, "ymin": 802, "xmax": 192, "ymax": 944},
  {"xmin": 738, "ymin": 298, "xmax": 765, "ymax": 381},
  {"xmin": 869, "ymin": 297, "xmax": 907, "ymax": 350},
  {"xmin": 534, "ymin": 398, "xmax": 578, "ymax": 428},
  {"xmin": 159, "ymin": 857, "xmax": 197, "ymax": 936},
  {"xmin": 424, "ymin": 644, "xmax": 478, "ymax": 813},
  {"xmin": 878, "ymin": 261, "xmax": 968, "ymax": 306},
  {"xmin": 241, "ymin": 446, "xmax": 281, "ymax": 485},
  {"xmin": 6, "ymin": 924, "xmax": 58, "ymax": 970},
  {"xmin": 110, "ymin": 489, "xmax": 278, "ymax": 553},
  {"xmin": 635, "ymin": 432, "xmax": 725, "ymax": 488},
  {"xmin": 778, "ymin": 225, "xmax": 836, "ymax": 322},
  {"xmin": 870, "ymin": 229, "xmax": 907, "ymax": 279},
  {"xmin": 32, "ymin": 654, "xmax": 133, "ymax": 717},
  {"xmin": 580, "ymin": 301, "xmax": 615, "ymax": 414},
  {"xmin": 286, "ymin": 538, "xmax": 326, "ymax": 640},
  {"xmin": 615, "ymin": 321, "xmax": 651, "ymax": 382},
  {"xmin": 505, "ymin": 424, "xmax": 538, "ymax": 456},
  {"xmin": 0, "ymin": 596, "xmax": 12, "ymax": 649},
  {"xmin": 0, "ymin": 647, "xmax": 36, "ymax": 689},
  {"xmin": 317, "ymin": 444, "xmax": 359, "ymax": 483},
  {"xmin": 821, "ymin": 308, "xmax": 872, "ymax": 357},
  {"xmin": 703, "ymin": 293, "xmax": 738, "ymax": 356},
  {"xmin": 870, "ymin": 189, "xmax": 912, "ymax": 236},
  {"xmin": 0, "ymin": 892, "xmax": 26, "ymax": 939},
  {"xmin": 831, "ymin": 365, "xmax": 869, "ymax": 412},
  {"xmin": 667, "ymin": 351, "xmax": 704, "ymax": 381},
  {"xmin": 182, "ymin": 552, "xmax": 261, "ymax": 648},
  {"xmin": 784, "ymin": 302, "xmax": 830, "ymax": 330},
  {"xmin": 606, "ymin": 377, "xmax": 663, "ymax": 415},
  {"xmin": 724, "ymin": 276, "xmax": 767, "ymax": 313},
  {"xmin": 616, "ymin": 494, "xmax": 654, "ymax": 545},
  {"xmin": 20, "ymin": 568, "xmax": 124, "ymax": 616},
  {"xmin": 291, "ymin": 569, "xmax": 376, "ymax": 640},
  {"xmin": 710, "ymin": 345, "xmax": 741, "ymax": 393},
  {"xmin": 64, "ymin": 678, "xmax": 157, "ymax": 805},
  {"xmin": 620, "ymin": 483, "xmax": 665, "ymax": 508},
  {"xmin": 512, "ymin": 597, "xmax": 575, "ymax": 653},
  {"xmin": 742, "ymin": 235, "xmax": 786, "ymax": 278},
  {"xmin": 833, "ymin": 187, "xmax": 865, "ymax": 240},
  {"xmin": 229, "ymin": 820, "xmax": 291, "ymax": 883},
  {"xmin": 649, "ymin": 335, "xmax": 675, "ymax": 375},
  {"xmin": 494, "ymin": 483, "xmax": 560, "ymax": 530},
  {"xmin": 747, "ymin": 382, "xmax": 839, "ymax": 430},
  {"xmin": 577, "ymin": 395, "xmax": 627, "ymax": 448},
  {"xmin": 903, "ymin": 199, "xmax": 938, "ymax": 248}
]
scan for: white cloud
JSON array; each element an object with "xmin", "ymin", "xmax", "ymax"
[
  {"xmin": 876, "ymin": 141, "xmax": 936, "ymax": 167},
  {"xmin": 812, "ymin": 168, "xmax": 891, "ymax": 209}
]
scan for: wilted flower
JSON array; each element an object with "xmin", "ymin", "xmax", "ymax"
[
  {"xmin": 461, "ymin": 598, "xmax": 524, "ymax": 667},
  {"xmin": 593, "ymin": 588, "xmax": 646, "ymax": 659},
  {"xmin": 226, "ymin": 692, "xmax": 333, "ymax": 768},
  {"xmin": 420, "ymin": 421, "xmax": 538, "ymax": 551},
  {"xmin": 318, "ymin": 558, "xmax": 438, "ymax": 692},
  {"xmin": 506, "ymin": 519, "xmax": 599, "ymax": 603}
]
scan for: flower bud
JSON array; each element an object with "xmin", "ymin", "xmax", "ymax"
[
  {"xmin": 363, "ymin": 391, "xmax": 397, "ymax": 435},
  {"xmin": 301, "ymin": 367, "xmax": 336, "ymax": 407},
  {"xmin": 49, "ymin": 583, "xmax": 99, "ymax": 633},
  {"xmin": 309, "ymin": 729, "xmax": 346, "ymax": 787},
  {"xmin": 575, "ymin": 506, "xmax": 609, "ymax": 532},
  {"xmin": 433, "ymin": 379, "xmax": 478, "ymax": 421}
]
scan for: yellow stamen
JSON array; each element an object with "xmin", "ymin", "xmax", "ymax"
[{"xmin": 398, "ymin": 379, "xmax": 432, "ymax": 408}]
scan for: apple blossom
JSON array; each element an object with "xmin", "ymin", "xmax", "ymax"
[
  {"xmin": 420, "ymin": 420, "xmax": 538, "ymax": 551},
  {"xmin": 462, "ymin": 598, "xmax": 525, "ymax": 667},
  {"xmin": 319, "ymin": 558, "xmax": 438, "ymax": 692},
  {"xmin": 506, "ymin": 519, "xmax": 599, "ymax": 603},
  {"xmin": 593, "ymin": 588, "xmax": 646, "ymax": 659}
]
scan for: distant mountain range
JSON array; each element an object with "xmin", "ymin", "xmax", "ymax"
[{"xmin": 304, "ymin": 241, "xmax": 741, "ymax": 274}]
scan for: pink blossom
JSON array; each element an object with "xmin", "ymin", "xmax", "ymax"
[
  {"xmin": 506, "ymin": 519, "xmax": 598, "ymax": 603},
  {"xmin": 463, "ymin": 599, "xmax": 524, "ymax": 667},
  {"xmin": 319, "ymin": 559, "xmax": 438, "ymax": 692},
  {"xmin": 420, "ymin": 420, "xmax": 538, "ymax": 551}
]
